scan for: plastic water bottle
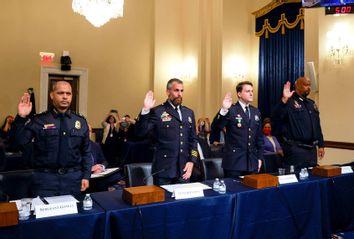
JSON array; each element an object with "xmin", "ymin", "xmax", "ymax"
[
  {"xmin": 83, "ymin": 194, "xmax": 93, "ymax": 210},
  {"xmin": 219, "ymin": 180, "xmax": 226, "ymax": 194},
  {"xmin": 213, "ymin": 178, "xmax": 220, "ymax": 192},
  {"xmin": 289, "ymin": 165, "xmax": 295, "ymax": 174},
  {"xmin": 299, "ymin": 168, "xmax": 307, "ymax": 180},
  {"xmin": 304, "ymin": 168, "xmax": 309, "ymax": 178}
]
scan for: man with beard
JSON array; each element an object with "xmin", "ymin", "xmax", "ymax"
[
  {"xmin": 11, "ymin": 81, "xmax": 91, "ymax": 199},
  {"xmin": 211, "ymin": 81, "xmax": 263, "ymax": 178},
  {"xmin": 135, "ymin": 78, "xmax": 198, "ymax": 185},
  {"xmin": 272, "ymin": 77, "xmax": 325, "ymax": 169}
]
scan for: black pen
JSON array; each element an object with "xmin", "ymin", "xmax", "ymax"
[{"xmin": 40, "ymin": 196, "xmax": 49, "ymax": 205}]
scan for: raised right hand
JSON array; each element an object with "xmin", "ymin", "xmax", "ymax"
[
  {"xmin": 222, "ymin": 92, "xmax": 232, "ymax": 110},
  {"xmin": 143, "ymin": 90, "xmax": 155, "ymax": 111},
  {"xmin": 282, "ymin": 81, "xmax": 295, "ymax": 103},
  {"xmin": 18, "ymin": 93, "xmax": 32, "ymax": 118}
]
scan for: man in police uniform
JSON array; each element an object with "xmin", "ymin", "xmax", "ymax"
[
  {"xmin": 272, "ymin": 77, "xmax": 325, "ymax": 169},
  {"xmin": 135, "ymin": 78, "xmax": 198, "ymax": 185},
  {"xmin": 11, "ymin": 81, "xmax": 91, "ymax": 199},
  {"xmin": 211, "ymin": 81, "xmax": 263, "ymax": 178}
]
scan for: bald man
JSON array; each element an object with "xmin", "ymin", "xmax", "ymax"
[
  {"xmin": 272, "ymin": 77, "xmax": 325, "ymax": 170},
  {"xmin": 11, "ymin": 81, "xmax": 91, "ymax": 200}
]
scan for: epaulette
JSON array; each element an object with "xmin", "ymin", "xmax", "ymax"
[
  {"xmin": 307, "ymin": 98, "xmax": 315, "ymax": 103},
  {"xmin": 72, "ymin": 111, "xmax": 87, "ymax": 119},
  {"xmin": 36, "ymin": 110, "xmax": 49, "ymax": 116}
]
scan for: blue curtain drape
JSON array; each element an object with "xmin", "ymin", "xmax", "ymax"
[{"xmin": 256, "ymin": 2, "xmax": 304, "ymax": 118}]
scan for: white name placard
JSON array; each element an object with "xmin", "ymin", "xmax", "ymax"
[
  {"xmin": 174, "ymin": 187, "xmax": 204, "ymax": 200},
  {"xmin": 341, "ymin": 166, "xmax": 353, "ymax": 174},
  {"xmin": 35, "ymin": 201, "xmax": 78, "ymax": 219},
  {"xmin": 278, "ymin": 174, "xmax": 298, "ymax": 184}
]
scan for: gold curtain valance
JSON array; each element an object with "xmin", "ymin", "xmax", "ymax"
[{"xmin": 255, "ymin": 8, "xmax": 304, "ymax": 38}]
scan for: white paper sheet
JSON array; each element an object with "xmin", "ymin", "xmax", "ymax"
[
  {"xmin": 90, "ymin": 167, "xmax": 120, "ymax": 178},
  {"xmin": 44, "ymin": 195, "xmax": 79, "ymax": 204},
  {"xmin": 161, "ymin": 182, "xmax": 211, "ymax": 193}
]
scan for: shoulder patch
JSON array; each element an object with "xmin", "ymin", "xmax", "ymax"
[
  {"xmin": 36, "ymin": 111, "xmax": 49, "ymax": 116},
  {"xmin": 307, "ymin": 98, "xmax": 315, "ymax": 103}
]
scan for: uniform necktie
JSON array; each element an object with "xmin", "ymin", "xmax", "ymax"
[
  {"xmin": 176, "ymin": 106, "xmax": 182, "ymax": 121},
  {"xmin": 58, "ymin": 113, "xmax": 69, "ymax": 167},
  {"xmin": 245, "ymin": 106, "xmax": 250, "ymax": 120}
]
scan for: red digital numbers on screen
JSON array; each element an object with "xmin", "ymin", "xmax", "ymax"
[{"xmin": 335, "ymin": 6, "xmax": 352, "ymax": 14}]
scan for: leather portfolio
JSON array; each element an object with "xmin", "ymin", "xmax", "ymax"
[
  {"xmin": 243, "ymin": 174, "xmax": 279, "ymax": 189},
  {"xmin": 0, "ymin": 202, "xmax": 18, "ymax": 227},
  {"xmin": 312, "ymin": 165, "xmax": 341, "ymax": 177},
  {"xmin": 122, "ymin": 185, "xmax": 165, "ymax": 206}
]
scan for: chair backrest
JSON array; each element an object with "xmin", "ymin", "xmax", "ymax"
[
  {"xmin": 0, "ymin": 169, "xmax": 33, "ymax": 200},
  {"xmin": 124, "ymin": 163, "xmax": 153, "ymax": 187},
  {"xmin": 201, "ymin": 158, "xmax": 224, "ymax": 181},
  {"xmin": 261, "ymin": 154, "xmax": 282, "ymax": 173}
]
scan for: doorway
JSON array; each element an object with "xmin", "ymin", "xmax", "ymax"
[
  {"xmin": 40, "ymin": 66, "xmax": 88, "ymax": 116},
  {"xmin": 47, "ymin": 75, "xmax": 80, "ymax": 112}
]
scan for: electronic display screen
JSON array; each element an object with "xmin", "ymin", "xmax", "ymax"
[{"xmin": 303, "ymin": 0, "xmax": 354, "ymax": 7}]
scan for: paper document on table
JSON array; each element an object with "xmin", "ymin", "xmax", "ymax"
[
  {"xmin": 161, "ymin": 182, "xmax": 211, "ymax": 193},
  {"xmin": 32, "ymin": 197, "xmax": 45, "ymax": 210},
  {"xmin": 91, "ymin": 167, "xmax": 120, "ymax": 178},
  {"xmin": 44, "ymin": 195, "xmax": 79, "ymax": 204}
]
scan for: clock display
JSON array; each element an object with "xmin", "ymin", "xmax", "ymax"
[{"xmin": 325, "ymin": 5, "xmax": 354, "ymax": 14}]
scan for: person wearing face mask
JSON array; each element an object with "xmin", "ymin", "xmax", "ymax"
[
  {"xmin": 271, "ymin": 77, "xmax": 325, "ymax": 170},
  {"xmin": 262, "ymin": 118, "xmax": 283, "ymax": 156}
]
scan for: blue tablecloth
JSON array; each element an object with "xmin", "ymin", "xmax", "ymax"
[
  {"xmin": 0, "ymin": 202, "xmax": 106, "ymax": 239},
  {"xmin": 325, "ymin": 173, "xmax": 354, "ymax": 234},
  {"xmin": 1, "ymin": 173, "xmax": 353, "ymax": 239},
  {"xmin": 92, "ymin": 190, "xmax": 235, "ymax": 239}
]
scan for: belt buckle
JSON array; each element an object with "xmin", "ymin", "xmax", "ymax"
[{"xmin": 58, "ymin": 168, "xmax": 66, "ymax": 174}]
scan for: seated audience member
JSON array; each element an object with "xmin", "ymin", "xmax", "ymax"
[
  {"xmin": 0, "ymin": 141, "xmax": 5, "ymax": 172},
  {"xmin": 101, "ymin": 110, "xmax": 120, "ymax": 167},
  {"xmin": 209, "ymin": 118, "xmax": 226, "ymax": 158},
  {"xmin": 263, "ymin": 118, "xmax": 283, "ymax": 156},
  {"xmin": 88, "ymin": 124, "xmax": 123, "ymax": 192},
  {"xmin": 0, "ymin": 115, "xmax": 14, "ymax": 146},
  {"xmin": 90, "ymin": 125, "xmax": 108, "ymax": 173},
  {"xmin": 196, "ymin": 117, "xmax": 211, "ymax": 158}
]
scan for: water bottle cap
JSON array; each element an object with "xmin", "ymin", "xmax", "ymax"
[{"xmin": 86, "ymin": 193, "xmax": 90, "ymax": 196}]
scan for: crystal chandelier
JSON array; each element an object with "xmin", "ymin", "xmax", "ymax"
[{"xmin": 72, "ymin": 0, "xmax": 124, "ymax": 28}]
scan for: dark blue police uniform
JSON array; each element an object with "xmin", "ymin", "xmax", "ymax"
[
  {"xmin": 11, "ymin": 109, "xmax": 91, "ymax": 199},
  {"xmin": 135, "ymin": 101, "xmax": 198, "ymax": 185},
  {"xmin": 272, "ymin": 93, "xmax": 324, "ymax": 169},
  {"xmin": 212, "ymin": 102, "xmax": 263, "ymax": 177}
]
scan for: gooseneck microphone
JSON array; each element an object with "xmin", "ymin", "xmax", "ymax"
[{"xmin": 143, "ymin": 165, "xmax": 172, "ymax": 184}]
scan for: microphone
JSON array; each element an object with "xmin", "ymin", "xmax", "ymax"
[{"xmin": 143, "ymin": 165, "xmax": 172, "ymax": 184}]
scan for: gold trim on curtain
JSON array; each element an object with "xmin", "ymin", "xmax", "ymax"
[
  {"xmin": 252, "ymin": 0, "xmax": 302, "ymax": 18},
  {"xmin": 255, "ymin": 8, "xmax": 304, "ymax": 38}
]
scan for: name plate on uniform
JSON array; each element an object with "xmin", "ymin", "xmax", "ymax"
[
  {"xmin": 341, "ymin": 166, "xmax": 353, "ymax": 174},
  {"xmin": 174, "ymin": 187, "xmax": 204, "ymax": 200},
  {"xmin": 35, "ymin": 201, "xmax": 78, "ymax": 219},
  {"xmin": 278, "ymin": 174, "xmax": 298, "ymax": 184}
]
